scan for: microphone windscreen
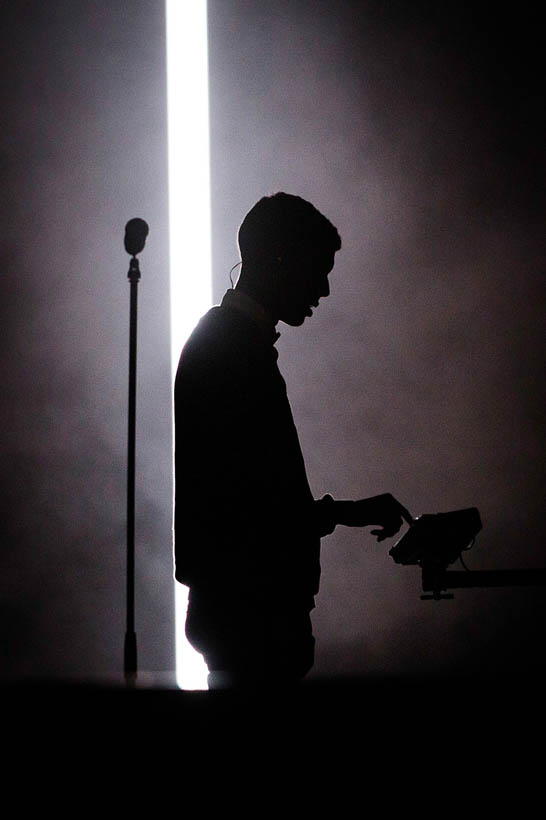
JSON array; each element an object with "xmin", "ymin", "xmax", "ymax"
[{"xmin": 124, "ymin": 218, "xmax": 149, "ymax": 256}]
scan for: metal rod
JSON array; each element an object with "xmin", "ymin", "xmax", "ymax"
[
  {"xmin": 422, "ymin": 567, "xmax": 546, "ymax": 593},
  {"xmin": 124, "ymin": 257, "xmax": 140, "ymax": 682}
]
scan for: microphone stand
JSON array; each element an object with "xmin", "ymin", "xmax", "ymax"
[{"xmin": 124, "ymin": 254, "xmax": 141, "ymax": 685}]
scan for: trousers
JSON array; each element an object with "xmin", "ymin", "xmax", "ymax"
[{"xmin": 185, "ymin": 586, "xmax": 315, "ymax": 687}]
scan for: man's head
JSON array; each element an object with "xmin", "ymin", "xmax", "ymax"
[{"xmin": 236, "ymin": 192, "xmax": 341, "ymax": 326}]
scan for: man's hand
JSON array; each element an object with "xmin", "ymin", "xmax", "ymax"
[{"xmin": 337, "ymin": 493, "xmax": 413, "ymax": 541}]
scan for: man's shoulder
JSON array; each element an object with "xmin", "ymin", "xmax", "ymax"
[
  {"xmin": 180, "ymin": 304, "xmax": 249, "ymax": 362},
  {"xmin": 183, "ymin": 299, "xmax": 268, "ymax": 359},
  {"xmin": 184, "ymin": 305, "xmax": 224, "ymax": 350},
  {"xmin": 176, "ymin": 302, "xmax": 262, "ymax": 391}
]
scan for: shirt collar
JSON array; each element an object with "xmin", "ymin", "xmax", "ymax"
[{"xmin": 221, "ymin": 288, "xmax": 280, "ymax": 345}]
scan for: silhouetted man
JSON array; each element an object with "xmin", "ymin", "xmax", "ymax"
[{"xmin": 174, "ymin": 192, "xmax": 411, "ymax": 688}]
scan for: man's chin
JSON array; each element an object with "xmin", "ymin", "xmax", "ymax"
[
  {"xmin": 281, "ymin": 308, "xmax": 312, "ymax": 327},
  {"xmin": 282, "ymin": 315, "xmax": 306, "ymax": 327}
]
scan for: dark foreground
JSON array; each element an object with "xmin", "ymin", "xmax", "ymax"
[
  {"xmin": 4, "ymin": 674, "xmax": 544, "ymax": 744},
  {"xmin": 3, "ymin": 675, "xmax": 544, "ymax": 808}
]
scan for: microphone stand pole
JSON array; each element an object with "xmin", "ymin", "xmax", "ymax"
[{"xmin": 125, "ymin": 254, "xmax": 140, "ymax": 685}]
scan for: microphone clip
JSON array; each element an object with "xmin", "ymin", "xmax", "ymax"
[{"xmin": 127, "ymin": 256, "xmax": 141, "ymax": 283}]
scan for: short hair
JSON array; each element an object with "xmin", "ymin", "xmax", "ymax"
[{"xmin": 237, "ymin": 192, "xmax": 341, "ymax": 265}]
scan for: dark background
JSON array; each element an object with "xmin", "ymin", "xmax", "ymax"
[{"xmin": 1, "ymin": 0, "xmax": 544, "ymax": 685}]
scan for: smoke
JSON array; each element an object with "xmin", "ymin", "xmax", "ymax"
[
  {"xmin": 208, "ymin": 0, "xmax": 545, "ymax": 678},
  {"xmin": 1, "ymin": 0, "xmax": 543, "ymax": 682},
  {"xmin": 0, "ymin": 0, "xmax": 173, "ymax": 680}
]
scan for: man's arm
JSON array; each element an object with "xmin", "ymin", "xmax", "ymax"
[{"xmin": 314, "ymin": 493, "xmax": 413, "ymax": 541}]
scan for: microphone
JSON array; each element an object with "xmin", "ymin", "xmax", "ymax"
[{"xmin": 124, "ymin": 218, "xmax": 149, "ymax": 256}]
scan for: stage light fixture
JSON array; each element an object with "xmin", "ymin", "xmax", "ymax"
[{"xmin": 166, "ymin": 0, "xmax": 211, "ymax": 690}]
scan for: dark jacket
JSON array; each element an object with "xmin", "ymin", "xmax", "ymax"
[{"xmin": 174, "ymin": 291, "xmax": 331, "ymax": 612}]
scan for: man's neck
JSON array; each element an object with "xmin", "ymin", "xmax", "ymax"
[
  {"xmin": 221, "ymin": 286, "xmax": 280, "ymax": 345},
  {"xmin": 231, "ymin": 285, "xmax": 277, "ymax": 330}
]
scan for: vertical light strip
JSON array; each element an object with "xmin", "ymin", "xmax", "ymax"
[{"xmin": 166, "ymin": 0, "xmax": 211, "ymax": 690}]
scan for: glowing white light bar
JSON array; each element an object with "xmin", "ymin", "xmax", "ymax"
[{"xmin": 166, "ymin": 0, "xmax": 211, "ymax": 690}]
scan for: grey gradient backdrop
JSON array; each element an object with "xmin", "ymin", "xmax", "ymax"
[{"xmin": 1, "ymin": 0, "xmax": 544, "ymax": 683}]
